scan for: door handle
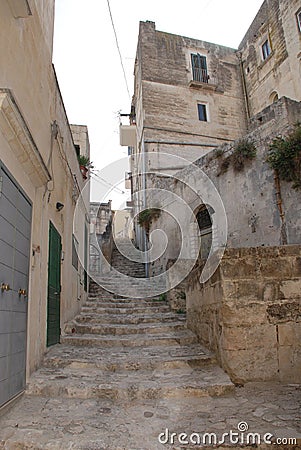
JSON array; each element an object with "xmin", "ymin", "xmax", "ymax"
[
  {"xmin": 1, "ymin": 283, "xmax": 11, "ymax": 292},
  {"xmin": 18, "ymin": 289, "xmax": 27, "ymax": 297}
]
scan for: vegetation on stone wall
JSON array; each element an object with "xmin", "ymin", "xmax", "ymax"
[
  {"xmin": 217, "ymin": 139, "xmax": 257, "ymax": 176},
  {"xmin": 266, "ymin": 125, "xmax": 301, "ymax": 189},
  {"xmin": 138, "ymin": 208, "xmax": 161, "ymax": 233},
  {"xmin": 232, "ymin": 139, "xmax": 257, "ymax": 171}
]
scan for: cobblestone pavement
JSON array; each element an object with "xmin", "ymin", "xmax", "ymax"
[
  {"xmin": 0, "ymin": 382, "xmax": 300, "ymax": 449},
  {"xmin": 0, "ymin": 242, "xmax": 300, "ymax": 449}
]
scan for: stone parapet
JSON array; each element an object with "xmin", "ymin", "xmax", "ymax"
[{"xmin": 186, "ymin": 245, "xmax": 301, "ymax": 383}]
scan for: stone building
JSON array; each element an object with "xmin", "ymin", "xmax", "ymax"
[
  {"xmin": 121, "ymin": 0, "xmax": 301, "ymax": 251},
  {"xmin": 122, "ymin": 18, "xmax": 249, "ymax": 249},
  {"xmin": 238, "ymin": 0, "xmax": 301, "ymax": 117},
  {"xmin": 0, "ymin": 0, "xmax": 90, "ymax": 408},
  {"xmin": 120, "ymin": 0, "xmax": 301, "ymax": 383}
]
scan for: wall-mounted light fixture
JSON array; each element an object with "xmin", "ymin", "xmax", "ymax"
[{"xmin": 56, "ymin": 202, "xmax": 64, "ymax": 212}]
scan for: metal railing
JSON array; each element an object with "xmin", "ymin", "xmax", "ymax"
[{"xmin": 192, "ymin": 67, "xmax": 209, "ymax": 83}]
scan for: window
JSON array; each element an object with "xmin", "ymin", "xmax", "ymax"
[
  {"xmin": 191, "ymin": 53, "xmax": 208, "ymax": 83},
  {"xmin": 196, "ymin": 207, "xmax": 212, "ymax": 231},
  {"xmin": 196, "ymin": 206, "xmax": 212, "ymax": 260},
  {"xmin": 197, "ymin": 103, "xmax": 207, "ymax": 122},
  {"xmin": 269, "ymin": 91, "xmax": 279, "ymax": 103},
  {"xmin": 297, "ymin": 9, "xmax": 301, "ymax": 32},
  {"xmin": 262, "ymin": 39, "xmax": 271, "ymax": 60},
  {"xmin": 72, "ymin": 234, "xmax": 79, "ymax": 270}
]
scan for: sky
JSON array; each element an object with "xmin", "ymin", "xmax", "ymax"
[{"xmin": 53, "ymin": 0, "xmax": 264, "ymax": 206}]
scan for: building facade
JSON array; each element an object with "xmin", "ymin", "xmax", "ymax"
[
  {"xmin": 121, "ymin": 0, "xmax": 301, "ymax": 256},
  {"xmin": 238, "ymin": 0, "xmax": 301, "ymax": 117},
  {"xmin": 120, "ymin": 0, "xmax": 301, "ymax": 382},
  {"xmin": 0, "ymin": 0, "xmax": 90, "ymax": 408}
]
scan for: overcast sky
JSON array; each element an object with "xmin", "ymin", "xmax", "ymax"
[{"xmin": 53, "ymin": 0, "xmax": 263, "ymax": 205}]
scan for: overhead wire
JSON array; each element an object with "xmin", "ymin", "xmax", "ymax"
[
  {"xmin": 106, "ymin": 0, "xmax": 131, "ymax": 100},
  {"xmin": 90, "ymin": 170, "xmax": 126, "ymax": 194}
]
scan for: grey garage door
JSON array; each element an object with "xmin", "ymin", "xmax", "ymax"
[{"xmin": 0, "ymin": 163, "xmax": 32, "ymax": 408}]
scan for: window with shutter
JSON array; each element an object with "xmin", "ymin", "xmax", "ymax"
[{"xmin": 191, "ymin": 53, "xmax": 208, "ymax": 83}]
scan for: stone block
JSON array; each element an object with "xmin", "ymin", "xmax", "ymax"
[
  {"xmin": 263, "ymin": 282, "xmax": 279, "ymax": 302},
  {"xmin": 256, "ymin": 246, "xmax": 279, "ymax": 258},
  {"xmin": 219, "ymin": 302, "xmax": 267, "ymax": 326},
  {"xmin": 220, "ymin": 324, "xmax": 276, "ymax": 351},
  {"xmin": 267, "ymin": 302, "xmax": 301, "ymax": 324},
  {"xmin": 279, "ymin": 280, "xmax": 301, "ymax": 299},
  {"xmin": 292, "ymin": 257, "xmax": 301, "ymax": 277},
  {"xmin": 220, "ymin": 258, "xmax": 257, "ymax": 280},
  {"xmin": 221, "ymin": 347, "xmax": 279, "ymax": 383},
  {"xmin": 222, "ymin": 281, "xmax": 237, "ymax": 300},
  {"xmin": 279, "ymin": 245, "xmax": 301, "ymax": 257},
  {"xmin": 236, "ymin": 280, "xmax": 261, "ymax": 301},
  {"xmin": 278, "ymin": 346, "xmax": 301, "ymax": 383},
  {"xmin": 260, "ymin": 258, "xmax": 292, "ymax": 279},
  {"xmin": 278, "ymin": 322, "xmax": 301, "ymax": 346}
]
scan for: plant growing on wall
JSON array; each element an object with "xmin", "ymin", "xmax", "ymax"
[
  {"xmin": 77, "ymin": 154, "xmax": 94, "ymax": 180},
  {"xmin": 266, "ymin": 125, "xmax": 301, "ymax": 189},
  {"xmin": 231, "ymin": 139, "xmax": 257, "ymax": 172},
  {"xmin": 137, "ymin": 208, "xmax": 161, "ymax": 234},
  {"xmin": 217, "ymin": 139, "xmax": 257, "ymax": 176}
]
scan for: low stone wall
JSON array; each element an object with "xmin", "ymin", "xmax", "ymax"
[{"xmin": 186, "ymin": 245, "xmax": 301, "ymax": 384}]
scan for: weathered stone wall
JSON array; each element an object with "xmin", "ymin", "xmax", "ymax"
[
  {"xmin": 238, "ymin": 0, "xmax": 301, "ymax": 117},
  {"xmin": 135, "ymin": 21, "xmax": 248, "ymax": 175},
  {"xmin": 187, "ymin": 245, "xmax": 301, "ymax": 383},
  {"xmin": 0, "ymin": 1, "xmax": 89, "ymax": 376},
  {"xmin": 147, "ymin": 97, "xmax": 301, "ymax": 280},
  {"xmin": 165, "ymin": 260, "xmax": 188, "ymax": 312},
  {"xmin": 193, "ymin": 97, "xmax": 301, "ymax": 248}
]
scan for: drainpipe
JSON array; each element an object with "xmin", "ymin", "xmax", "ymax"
[
  {"xmin": 141, "ymin": 136, "xmax": 149, "ymax": 277},
  {"xmin": 236, "ymin": 51, "xmax": 250, "ymax": 124},
  {"xmin": 274, "ymin": 170, "xmax": 288, "ymax": 245}
]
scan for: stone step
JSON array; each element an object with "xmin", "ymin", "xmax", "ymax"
[
  {"xmin": 81, "ymin": 305, "xmax": 171, "ymax": 314},
  {"xmin": 26, "ymin": 365, "xmax": 234, "ymax": 401},
  {"xmin": 64, "ymin": 320, "xmax": 187, "ymax": 336},
  {"xmin": 92, "ymin": 287, "xmax": 167, "ymax": 299},
  {"xmin": 73, "ymin": 311, "xmax": 186, "ymax": 325},
  {"xmin": 87, "ymin": 295, "xmax": 167, "ymax": 305},
  {"xmin": 83, "ymin": 299, "xmax": 168, "ymax": 309},
  {"xmin": 61, "ymin": 330, "xmax": 198, "ymax": 348},
  {"xmin": 42, "ymin": 343, "xmax": 215, "ymax": 371}
]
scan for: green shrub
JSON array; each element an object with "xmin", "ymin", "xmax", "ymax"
[
  {"xmin": 232, "ymin": 139, "xmax": 257, "ymax": 172},
  {"xmin": 137, "ymin": 208, "xmax": 161, "ymax": 232},
  {"xmin": 266, "ymin": 125, "xmax": 301, "ymax": 189}
]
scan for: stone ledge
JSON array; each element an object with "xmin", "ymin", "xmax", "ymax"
[{"xmin": 0, "ymin": 88, "xmax": 51, "ymax": 187}]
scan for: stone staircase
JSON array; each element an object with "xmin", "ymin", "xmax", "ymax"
[
  {"xmin": 0, "ymin": 240, "xmax": 237, "ymax": 449},
  {"xmin": 94, "ymin": 238, "xmax": 169, "ymax": 298},
  {"xmin": 110, "ymin": 239, "xmax": 146, "ymax": 278},
  {"xmin": 26, "ymin": 280, "xmax": 234, "ymax": 402}
]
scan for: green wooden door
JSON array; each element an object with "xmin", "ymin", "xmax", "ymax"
[{"xmin": 47, "ymin": 222, "xmax": 61, "ymax": 346}]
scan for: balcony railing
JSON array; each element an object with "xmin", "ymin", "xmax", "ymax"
[
  {"xmin": 192, "ymin": 68, "xmax": 209, "ymax": 83},
  {"xmin": 189, "ymin": 69, "xmax": 218, "ymax": 90}
]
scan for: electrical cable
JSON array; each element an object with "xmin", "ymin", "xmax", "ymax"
[
  {"xmin": 106, "ymin": 0, "xmax": 131, "ymax": 100},
  {"xmin": 90, "ymin": 171, "xmax": 126, "ymax": 194}
]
